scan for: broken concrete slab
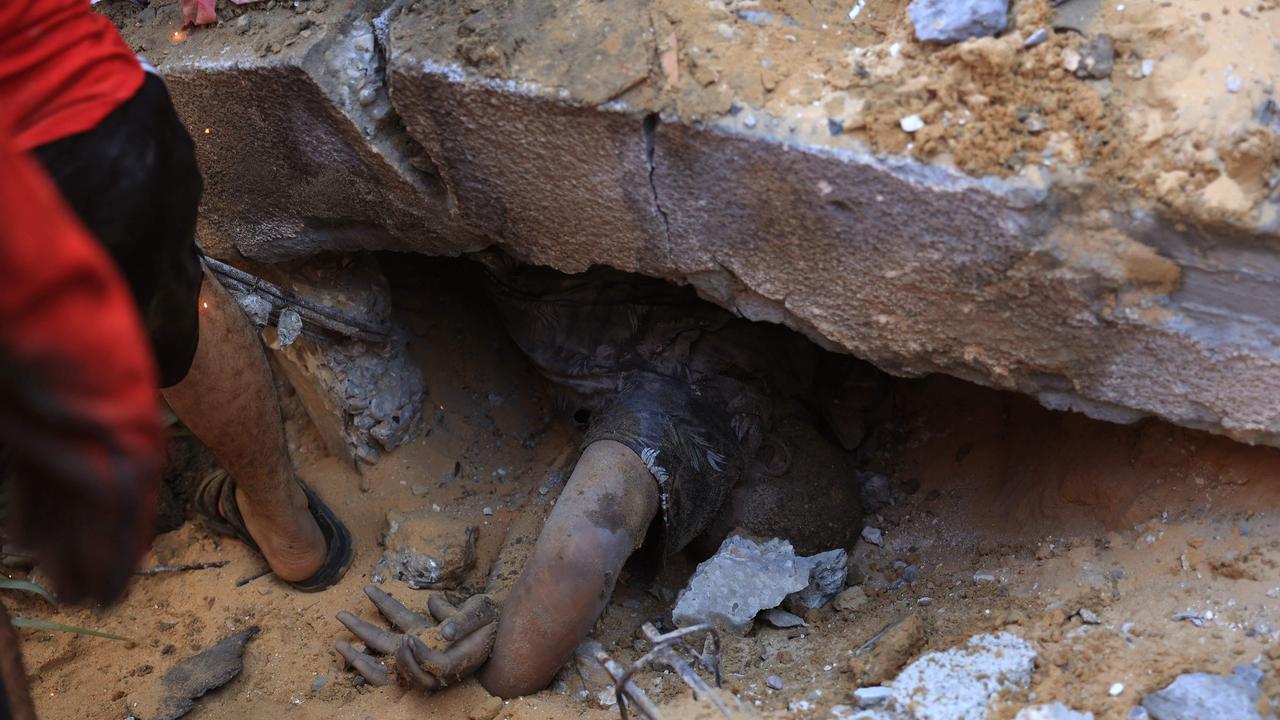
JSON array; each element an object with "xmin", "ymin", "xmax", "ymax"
[
  {"xmin": 375, "ymin": 510, "xmax": 477, "ymax": 589},
  {"xmin": 117, "ymin": 2, "xmax": 1280, "ymax": 455},
  {"xmin": 147, "ymin": 626, "xmax": 259, "ymax": 720}
]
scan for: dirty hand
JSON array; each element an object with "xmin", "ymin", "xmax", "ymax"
[{"xmin": 336, "ymin": 584, "xmax": 497, "ymax": 690}]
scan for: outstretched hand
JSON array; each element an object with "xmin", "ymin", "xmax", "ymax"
[{"xmin": 336, "ymin": 584, "xmax": 497, "ymax": 691}]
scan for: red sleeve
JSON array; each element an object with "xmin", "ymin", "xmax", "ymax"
[{"xmin": 0, "ymin": 126, "xmax": 162, "ymax": 603}]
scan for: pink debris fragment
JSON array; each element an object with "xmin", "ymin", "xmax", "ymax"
[{"xmin": 181, "ymin": 0, "xmax": 217, "ymax": 26}]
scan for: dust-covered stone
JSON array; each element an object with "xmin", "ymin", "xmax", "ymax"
[
  {"xmin": 375, "ymin": 510, "xmax": 477, "ymax": 589},
  {"xmin": 1140, "ymin": 672, "xmax": 1262, "ymax": 720},
  {"xmin": 908, "ymin": 0, "xmax": 1008, "ymax": 43},
  {"xmin": 671, "ymin": 535, "xmax": 811, "ymax": 633}
]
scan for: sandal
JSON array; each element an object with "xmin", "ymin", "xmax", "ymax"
[{"xmin": 193, "ymin": 468, "xmax": 353, "ymax": 592}]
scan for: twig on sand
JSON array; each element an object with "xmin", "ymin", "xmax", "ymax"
[
  {"xmin": 234, "ymin": 568, "xmax": 273, "ymax": 587},
  {"xmin": 136, "ymin": 560, "xmax": 231, "ymax": 576}
]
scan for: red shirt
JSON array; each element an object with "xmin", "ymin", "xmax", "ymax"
[
  {"xmin": 0, "ymin": 0, "xmax": 143, "ymax": 150},
  {"xmin": 0, "ymin": 122, "xmax": 162, "ymax": 603}
]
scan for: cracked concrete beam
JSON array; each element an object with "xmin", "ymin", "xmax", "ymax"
[
  {"xmin": 385, "ymin": 23, "xmax": 1280, "ymax": 446},
  {"xmin": 113, "ymin": 2, "xmax": 1280, "ymax": 449},
  {"xmin": 387, "ymin": 60, "xmax": 669, "ymax": 274},
  {"xmin": 120, "ymin": 6, "xmax": 482, "ymax": 262}
]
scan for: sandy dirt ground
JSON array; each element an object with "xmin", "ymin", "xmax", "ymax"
[{"xmin": 5, "ymin": 257, "xmax": 1280, "ymax": 720}]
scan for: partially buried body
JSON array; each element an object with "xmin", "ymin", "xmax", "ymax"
[{"xmin": 335, "ymin": 251, "xmax": 875, "ymax": 698}]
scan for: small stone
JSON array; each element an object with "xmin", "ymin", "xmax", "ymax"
[
  {"xmin": 973, "ymin": 571, "xmax": 997, "ymax": 582},
  {"xmin": 903, "ymin": 564, "xmax": 920, "ymax": 582},
  {"xmin": 1062, "ymin": 48, "xmax": 1082, "ymax": 73},
  {"xmin": 1016, "ymin": 704, "xmax": 1094, "ymax": 720},
  {"xmin": 1231, "ymin": 663, "xmax": 1263, "ymax": 686},
  {"xmin": 908, "ymin": 0, "xmax": 1008, "ymax": 43},
  {"xmin": 862, "ymin": 527, "xmax": 885, "ymax": 546},
  {"xmin": 1024, "ymin": 27, "xmax": 1049, "ymax": 47},
  {"xmin": 790, "ymin": 548, "xmax": 849, "ymax": 609},
  {"xmin": 828, "ymin": 118, "xmax": 844, "ymax": 136},
  {"xmin": 1077, "ymin": 35, "xmax": 1115, "ymax": 79},
  {"xmin": 1022, "ymin": 112, "xmax": 1048, "ymax": 134},
  {"xmin": 1141, "ymin": 59, "xmax": 1154, "ymax": 77},
  {"xmin": 410, "ymin": 484, "xmax": 430, "ymax": 497},
  {"xmin": 900, "ymin": 115, "xmax": 925, "ymax": 133},
  {"xmin": 834, "ymin": 586, "xmax": 869, "ymax": 612},
  {"xmin": 762, "ymin": 608, "xmax": 808, "ymax": 628},
  {"xmin": 482, "ymin": 506, "xmax": 494, "ymax": 516},
  {"xmin": 237, "ymin": 293, "xmax": 272, "ymax": 326},
  {"xmin": 917, "ymin": 596, "xmax": 932, "ymax": 606},
  {"xmin": 1226, "ymin": 76, "xmax": 1244, "ymax": 93},
  {"xmin": 1141, "ymin": 672, "xmax": 1262, "ymax": 720},
  {"xmin": 766, "ymin": 675, "xmax": 785, "ymax": 690},
  {"xmin": 853, "ymin": 686, "xmax": 893, "ymax": 708},
  {"xmin": 1079, "ymin": 608, "xmax": 1101, "ymax": 624},
  {"xmin": 276, "ymin": 308, "xmax": 303, "ymax": 348},
  {"xmin": 1109, "ymin": 682, "xmax": 1125, "ymax": 696},
  {"xmin": 860, "ymin": 472, "xmax": 894, "ymax": 511},
  {"xmin": 234, "ymin": 14, "xmax": 252, "ymax": 34},
  {"xmin": 310, "ymin": 675, "xmax": 326, "ymax": 692}
]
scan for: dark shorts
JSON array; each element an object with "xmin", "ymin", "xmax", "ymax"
[{"xmin": 33, "ymin": 72, "xmax": 204, "ymax": 388}]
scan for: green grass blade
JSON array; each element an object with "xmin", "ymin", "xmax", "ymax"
[
  {"xmin": 11, "ymin": 617, "xmax": 127, "ymax": 641},
  {"xmin": 0, "ymin": 579, "xmax": 56, "ymax": 606}
]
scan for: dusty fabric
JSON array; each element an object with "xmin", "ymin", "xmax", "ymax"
[{"xmin": 479, "ymin": 252, "xmax": 818, "ymax": 554}]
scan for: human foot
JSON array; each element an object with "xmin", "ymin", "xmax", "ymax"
[
  {"xmin": 234, "ymin": 482, "xmax": 325, "ymax": 582},
  {"xmin": 193, "ymin": 469, "xmax": 352, "ymax": 591}
]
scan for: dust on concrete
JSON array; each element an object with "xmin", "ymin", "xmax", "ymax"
[{"xmin": 387, "ymin": 0, "xmax": 1279, "ymax": 230}]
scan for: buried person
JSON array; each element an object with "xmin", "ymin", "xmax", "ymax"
[{"xmin": 335, "ymin": 254, "xmax": 876, "ymax": 697}]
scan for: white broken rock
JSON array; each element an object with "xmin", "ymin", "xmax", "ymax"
[
  {"xmin": 671, "ymin": 536, "xmax": 848, "ymax": 633},
  {"xmin": 849, "ymin": 632, "xmax": 1037, "ymax": 720},
  {"xmin": 1016, "ymin": 704, "xmax": 1093, "ymax": 720}
]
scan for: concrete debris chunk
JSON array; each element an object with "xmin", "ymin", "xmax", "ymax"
[
  {"xmin": 1016, "ymin": 704, "xmax": 1094, "ymax": 720},
  {"xmin": 762, "ymin": 608, "xmax": 808, "ymax": 628},
  {"xmin": 1140, "ymin": 672, "xmax": 1262, "ymax": 720},
  {"xmin": 889, "ymin": 632, "xmax": 1037, "ymax": 720},
  {"xmin": 854, "ymin": 686, "xmax": 894, "ymax": 708},
  {"xmin": 790, "ymin": 548, "xmax": 849, "ymax": 609},
  {"xmin": 375, "ymin": 510, "xmax": 477, "ymax": 589},
  {"xmin": 1075, "ymin": 35, "xmax": 1114, "ymax": 79},
  {"xmin": 862, "ymin": 527, "xmax": 885, "ymax": 546},
  {"xmin": 908, "ymin": 0, "xmax": 1008, "ymax": 43},
  {"xmin": 277, "ymin": 308, "xmax": 303, "ymax": 348},
  {"xmin": 671, "ymin": 535, "xmax": 811, "ymax": 633}
]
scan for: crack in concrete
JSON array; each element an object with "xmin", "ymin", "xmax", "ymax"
[{"xmin": 642, "ymin": 113, "xmax": 674, "ymax": 259}]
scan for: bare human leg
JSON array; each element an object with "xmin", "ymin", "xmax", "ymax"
[
  {"xmin": 480, "ymin": 439, "xmax": 659, "ymax": 698},
  {"xmin": 162, "ymin": 270, "xmax": 325, "ymax": 582}
]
